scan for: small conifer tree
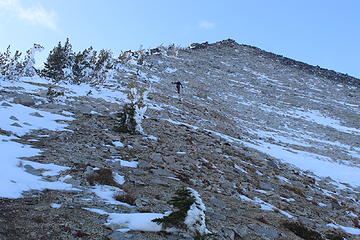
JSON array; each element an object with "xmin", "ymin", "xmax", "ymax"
[
  {"xmin": 42, "ymin": 42, "xmax": 66, "ymax": 81},
  {"xmin": 72, "ymin": 51, "xmax": 84, "ymax": 84},
  {"xmin": 153, "ymin": 187, "xmax": 195, "ymax": 229},
  {"xmin": 42, "ymin": 38, "xmax": 75, "ymax": 82},
  {"xmin": 82, "ymin": 47, "xmax": 97, "ymax": 83},
  {"xmin": 94, "ymin": 49, "xmax": 113, "ymax": 84},
  {"xmin": 3, "ymin": 50, "xmax": 22, "ymax": 80},
  {"xmin": 115, "ymin": 74, "xmax": 149, "ymax": 134},
  {"xmin": 21, "ymin": 44, "xmax": 44, "ymax": 77},
  {"xmin": 152, "ymin": 187, "xmax": 210, "ymax": 238},
  {"xmin": 62, "ymin": 38, "xmax": 75, "ymax": 80},
  {"xmin": 0, "ymin": 45, "xmax": 11, "ymax": 76}
]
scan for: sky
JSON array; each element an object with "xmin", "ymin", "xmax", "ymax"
[{"xmin": 0, "ymin": 0, "xmax": 359, "ymax": 78}]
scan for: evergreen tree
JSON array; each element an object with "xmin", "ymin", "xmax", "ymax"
[
  {"xmin": 72, "ymin": 51, "xmax": 84, "ymax": 84},
  {"xmin": 62, "ymin": 38, "xmax": 75, "ymax": 80},
  {"xmin": 152, "ymin": 187, "xmax": 195, "ymax": 230},
  {"xmin": 42, "ymin": 42, "xmax": 66, "ymax": 81},
  {"xmin": 79, "ymin": 47, "xmax": 96, "ymax": 83},
  {"xmin": 4, "ymin": 50, "xmax": 22, "ymax": 80},
  {"xmin": 152, "ymin": 187, "xmax": 210, "ymax": 238},
  {"xmin": 21, "ymin": 44, "xmax": 44, "ymax": 77},
  {"xmin": 94, "ymin": 49, "xmax": 113, "ymax": 83},
  {"xmin": 0, "ymin": 45, "xmax": 11, "ymax": 76},
  {"xmin": 42, "ymin": 38, "xmax": 75, "ymax": 82}
]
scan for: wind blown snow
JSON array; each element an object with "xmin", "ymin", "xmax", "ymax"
[{"xmin": 184, "ymin": 188, "xmax": 210, "ymax": 235}]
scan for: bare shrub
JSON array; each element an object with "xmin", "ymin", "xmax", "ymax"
[
  {"xmin": 113, "ymin": 191, "xmax": 136, "ymax": 205},
  {"xmin": 86, "ymin": 168, "xmax": 121, "ymax": 187}
]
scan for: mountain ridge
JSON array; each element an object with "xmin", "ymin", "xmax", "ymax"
[{"xmin": 189, "ymin": 39, "xmax": 360, "ymax": 86}]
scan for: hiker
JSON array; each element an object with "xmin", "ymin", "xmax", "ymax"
[{"xmin": 172, "ymin": 81, "xmax": 183, "ymax": 94}]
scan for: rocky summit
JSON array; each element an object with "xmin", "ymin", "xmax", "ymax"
[{"xmin": 0, "ymin": 39, "xmax": 359, "ymax": 240}]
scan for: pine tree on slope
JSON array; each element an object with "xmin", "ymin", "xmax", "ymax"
[
  {"xmin": 62, "ymin": 38, "xmax": 75, "ymax": 81},
  {"xmin": 42, "ymin": 39, "xmax": 75, "ymax": 82},
  {"xmin": 42, "ymin": 42, "xmax": 66, "ymax": 81},
  {"xmin": 3, "ymin": 50, "xmax": 22, "ymax": 80},
  {"xmin": 94, "ymin": 49, "xmax": 113, "ymax": 84},
  {"xmin": 21, "ymin": 44, "xmax": 44, "ymax": 77},
  {"xmin": 0, "ymin": 45, "xmax": 11, "ymax": 76},
  {"xmin": 72, "ymin": 47, "xmax": 97, "ymax": 84}
]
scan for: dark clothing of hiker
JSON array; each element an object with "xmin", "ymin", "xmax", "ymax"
[{"xmin": 172, "ymin": 81, "xmax": 183, "ymax": 94}]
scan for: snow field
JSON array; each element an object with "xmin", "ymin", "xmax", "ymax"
[{"xmin": 0, "ymin": 135, "xmax": 73, "ymax": 198}]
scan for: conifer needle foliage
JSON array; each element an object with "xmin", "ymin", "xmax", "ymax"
[{"xmin": 152, "ymin": 187, "xmax": 195, "ymax": 230}]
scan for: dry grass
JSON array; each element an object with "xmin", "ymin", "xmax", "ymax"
[
  {"xmin": 113, "ymin": 192, "xmax": 136, "ymax": 205},
  {"xmin": 352, "ymin": 218, "xmax": 360, "ymax": 228},
  {"xmin": 283, "ymin": 221, "xmax": 323, "ymax": 240},
  {"xmin": 283, "ymin": 185, "xmax": 305, "ymax": 197},
  {"xmin": 86, "ymin": 168, "xmax": 121, "ymax": 188}
]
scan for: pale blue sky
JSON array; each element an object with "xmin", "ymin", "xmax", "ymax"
[{"xmin": 0, "ymin": 0, "xmax": 359, "ymax": 78}]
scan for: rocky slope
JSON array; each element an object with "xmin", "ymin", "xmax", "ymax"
[{"xmin": 0, "ymin": 39, "xmax": 359, "ymax": 240}]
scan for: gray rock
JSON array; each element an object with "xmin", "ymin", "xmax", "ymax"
[
  {"xmin": 214, "ymin": 148, "xmax": 223, "ymax": 153},
  {"xmin": 11, "ymin": 122, "xmax": 22, "ymax": 127},
  {"xmin": 210, "ymin": 196, "xmax": 227, "ymax": 209},
  {"xmin": 297, "ymin": 216, "xmax": 317, "ymax": 227},
  {"xmin": 149, "ymin": 153, "xmax": 163, "ymax": 163},
  {"xmin": 163, "ymin": 155, "xmax": 175, "ymax": 164},
  {"xmin": 134, "ymin": 197, "xmax": 151, "ymax": 208},
  {"xmin": 40, "ymin": 103, "xmax": 63, "ymax": 110},
  {"xmin": 151, "ymin": 168, "xmax": 175, "ymax": 177},
  {"xmin": 29, "ymin": 112, "xmax": 44, "ymax": 117},
  {"xmin": 69, "ymin": 179, "xmax": 82, "ymax": 188},
  {"xmin": 267, "ymin": 160, "xmax": 279, "ymax": 169},
  {"xmin": 233, "ymin": 226, "xmax": 248, "ymax": 237},
  {"xmin": 1, "ymin": 102, "xmax": 12, "ymax": 107},
  {"xmin": 259, "ymin": 182, "xmax": 273, "ymax": 190},
  {"xmin": 151, "ymin": 177, "xmax": 170, "ymax": 186},
  {"xmin": 331, "ymin": 201, "xmax": 342, "ymax": 210},
  {"xmin": 249, "ymin": 225, "xmax": 279, "ymax": 239},
  {"xmin": 108, "ymin": 147, "xmax": 117, "ymax": 154},
  {"xmin": 83, "ymin": 166, "xmax": 95, "ymax": 179},
  {"xmin": 13, "ymin": 95, "xmax": 36, "ymax": 106},
  {"xmin": 138, "ymin": 160, "xmax": 153, "ymax": 169},
  {"xmin": 24, "ymin": 164, "xmax": 42, "ymax": 176},
  {"xmin": 108, "ymin": 232, "xmax": 149, "ymax": 240},
  {"xmin": 131, "ymin": 169, "xmax": 148, "ymax": 176},
  {"xmin": 9, "ymin": 115, "xmax": 18, "ymax": 121},
  {"xmin": 207, "ymin": 211, "xmax": 227, "ymax": 221},
  {"xmin": 223, "ymin": 228, "xmax": 235, "ymax": 240}
]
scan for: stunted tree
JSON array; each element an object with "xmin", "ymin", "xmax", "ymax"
[
  {"xmin": 3, "ymin": 50, "xmax": 22, "ymax": 80},
  {"xmin": 0, "ymin": 45, "xmax": 11, "ymax": 76},
  {"xmin": 21, "ymin": 44, "xmax": 44, "ymax": 77},
  {"xmin": 72, "ymin": 51, "xmax": 84, "ymax": 84},
  {"xmin": 152, "ymin": 187, "xmax": 210, "ymax": 239},
  {"xmin": 72, "ymin": 46, "xmax": 97, "ymax": 84},
  {"xmin": 94, "ymin": 49, "xmax": 113, "ymax": 83},
  {"xmin": 42, "ymin": 42, "xmax": 66, "ymax": 81},
  {"xmin": 42, "ymin": 38, "xmax": 74, "ymax": 82},
  {"xmin": 62, "ymin": 38, "xmax": 75, "ymax": 80},
  {"xmin": 114, "ymin": 74, "xmax": 150, "ymax": 134}
]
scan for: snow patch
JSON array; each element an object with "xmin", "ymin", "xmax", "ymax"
[
  {"xmin": 113, "ymin": 141, "xmax": 124, "ymax": 148},
  {"xmin": 184, "ymin": 188, "xmax": 210, "ymax": 235},
  {"xmin": 0, "ymin": 136, "xmax": 73, "ymax": 198},
  {"xmin": 327, "ymin": 223, "xmax": 360, "ymax": 235},
  {"xmin": 119, "ymin": 160, "xmax": 138, "ymax": 168},
  {"xmin": 164, "ymin": 67, "xmax": 177, "ymax": 73},
  {"xmin": 0, "ymin": 101, "xmax": 73, "ymax": 136},
  {"xmin": 50, "ymin": 203, "xmax": 62, "ymax": 208}
]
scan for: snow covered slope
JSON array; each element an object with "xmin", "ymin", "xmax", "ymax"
[
  {"xmin": 0, "ymin": 40, "xmax": 359, "ymax": 239},
  {"xmin": 144, "ymin": 40, "xmax": 360, "ymax": 188}
]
